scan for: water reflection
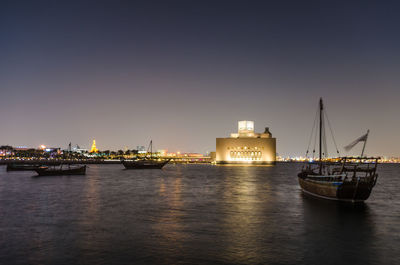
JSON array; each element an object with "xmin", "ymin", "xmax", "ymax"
[
  {"xmin": 151, "ymin": 171, "xmax": 186, "ymax": 262},
  {"xmin": 76, "ymin": 165, "xmax": 102, "ymax": 263},
  {"xmin": 220, "ymin": 166, "xmax": 270, "ymax": 264},
  {"xmin": 301, "ymin": 194, "xmax": 379, "ymax": 265},
  {"xmin": 0, "ymin": 164, "xmax": 397, "ymax": 265},
  {"xmin": 82, "ymin": 166, "xmax": 100, "ymax": 221}
]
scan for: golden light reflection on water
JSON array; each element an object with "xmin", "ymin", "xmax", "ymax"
[
  {"xmin": 221, "ymin": 166, "xmax": 272, "ymax": 263},
  {"xmin": 153, "ymin": 175, "xmax": 186, "ymax": 249},
  {"xmin": 78, "ymin": 165, "xmax": 101, "ymax": 252},
  {"xmin": 217, "ymin": 164, "xmax": 275, "ymax": 167},
  {"xmin": 159, "ymin": 179, "xmax": 166, "ymax": 194},
  {"xmin": 83, "ymin": 167, "xmax": 100, "ymax": 221}
]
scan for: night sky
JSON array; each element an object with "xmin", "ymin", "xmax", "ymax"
[{"xmin": 1, "ymin": 0, "xmax": 400, "ymax": 157}]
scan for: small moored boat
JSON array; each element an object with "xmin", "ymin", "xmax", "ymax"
[
  {"xmin": 122, "ymin": 140, "xmax": 170, "ymax": 169},
  {"xmin": 34, "ymin": 164, "xmax": 86, "ymax": 176},
  {"xmin": 122, "ymin": 159, "xmax": 170, "ymax": 169}
]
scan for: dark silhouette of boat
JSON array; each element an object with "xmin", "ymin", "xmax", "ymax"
[
  {"xmin": 7, "ymin": 163, "xmax": 42, "ymax": 171},
  {"xmin": 122, "ymin": 140, "xmax": 170, "ymax": 169},
  {"xmin": 298, "ymin": 98, "xmax": 379, "ymax": 202},
  {"xmin": 34, "ymin": 164, "xmax": 86, "ymax": 176},
  {"xmin": 122, "ymin": 159, "xmax": 170, "ymax": 169}
]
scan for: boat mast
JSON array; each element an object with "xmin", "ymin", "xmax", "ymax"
[
  {"xmin": 319, "ymin": 98, "xmax": 323, "ymax": 161},
  {"xmin": 319, "ymin": 98, "xmax": 323, "ymax": 174},
  {"xmin": 146, "ymin": 140, "xmax": 153, "ymax": 158}
]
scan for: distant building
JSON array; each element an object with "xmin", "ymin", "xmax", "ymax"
[
  {"xmin": 216, "ymin": 121, "xmax": 276, "ymax": 164},
  {"xmin": 157, "ymin": 149, "xmax": 167, "ymax": 156},
  {"xmin": 137, "ymin": 146, "xmax": 146, "ymax": 154},
  {"xmin": 209, "ymin": 151, "xmax": 216, "ymax": 162},
  {"xmin": 43, "ymin": 147, "xmax": 61, "ymax": 153},
  {"xmin": 72, "ymin": 145, "xmax": 88, "ymax": 154}
]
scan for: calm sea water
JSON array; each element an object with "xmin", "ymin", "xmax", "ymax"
[{"xmin": 0, "ymin": 163, "xmax": 398, "ymax": 265}]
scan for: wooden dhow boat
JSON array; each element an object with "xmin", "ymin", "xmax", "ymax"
[
  {"xmin": 122, "ymin": 140, "xmax": 170, "ymax": 170},
  {"xmin": 34, "ymin": 164, "xmax": 86, "ymax": 176},
  {"xmin": 122, "ymin": 159, "xmax": 170, "ymax": 169},
  {"xmin": 7, "ymin": 163, "xmax": 42, "ymax": 171},
  {"xmin": 298, "ymin": 98, "xmax": 379, "ymax": 202}
]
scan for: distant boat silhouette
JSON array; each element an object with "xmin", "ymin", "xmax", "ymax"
[
  {"xmin": 7, "ymin": 163, "xmax": 42, "ymax": 171},
  {"xmin": 122, "ymin": 140, "xmax": 170, "ymax": 170},
  {"xmin": 34, "ymin": 164, "xmax": 86, "ymax": 176}
]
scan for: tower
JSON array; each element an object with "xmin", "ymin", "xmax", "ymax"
[{"xmin": 90, "ymin": 139, "xmax": 98, "ymax": 153}]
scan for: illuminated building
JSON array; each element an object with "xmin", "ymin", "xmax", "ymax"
[
  {"xmin": 14, "ymin": 146, "xmax": 29, "ymax": 151},
  {"xmin": 72, "ymin": 144, "xmax": 88, "ymax": 154},
  {"xmin": 157, "ymin": 149, "xmax": 167, "ymax": 156},
  {"xmin": 90, "ymin": 139, "xmax": 98, "ymax": 153},
  {"xmin": 44, "ymin": 147, "xmax": 61, "ymax": 153},
  {"xmin": 137, "ymin": 145, "xmax": 146, "ymax": 154},
  {"xmin": 216, "ymin": 121, "xmax": 276, "ymax": 164}
]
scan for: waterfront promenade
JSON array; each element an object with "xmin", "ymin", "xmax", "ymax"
[
  {"xmin": 0, "ymin": 157, "xmax": 211, "ymax": 165},
  {"xmin": 0, "ymin": 159, "xmax": 121, "ymax": 165}
]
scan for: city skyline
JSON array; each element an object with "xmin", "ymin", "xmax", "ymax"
[{"xmin": 1, "ymin": 1, "xmax": 400, "ymax": 157}]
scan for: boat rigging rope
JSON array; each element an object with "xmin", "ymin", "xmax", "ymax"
[
  {"xmin": 322, "ymin": 115, "xmax": 328, "ymax": 157},
  {"xmin": 312, "ymin": 110, "xmax": 318, "ymax": 159},
  {"xmin": 306, "ymin": 104, "xmax": 319, "ymax": 158},
  {"xmin": 324, "ymin": 106, "xmax": 340, "ymax": 157}
]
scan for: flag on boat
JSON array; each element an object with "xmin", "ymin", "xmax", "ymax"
[{"xmin": 344, "ymin": 130, "xmax": 369, "ymax": 152}]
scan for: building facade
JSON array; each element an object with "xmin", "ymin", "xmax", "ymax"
[{"xmin": 216, "ymin": 121, "xmax": 276, "ymax": 164}]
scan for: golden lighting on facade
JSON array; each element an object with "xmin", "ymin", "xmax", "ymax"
[
  {"xmin": 216, "ymin": 121, "xmax": 276, "ymax": 164},
  {"xmin": 90, "ymin": 139, "xmax": 98, "ymax": 153}
]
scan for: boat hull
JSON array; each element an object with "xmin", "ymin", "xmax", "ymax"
[
  {"xmin": 298, "ymin": 176, "xmax": 375, "ymax": 202},
  {"xmin": 34, "ymin": 165, "xmax": 86, "ymax": 176},
  {"xmin": 122, "ymin": 160, "xmax": 169, "ymax": 169},
  {"xmin": 7, "ymin": 164, "xmax": 42, "ymax": 171}
]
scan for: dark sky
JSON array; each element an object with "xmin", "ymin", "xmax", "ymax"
[{"xmin": 1, "ymin": 0, "xmax": 399, "ymax": 157}]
